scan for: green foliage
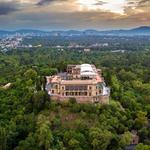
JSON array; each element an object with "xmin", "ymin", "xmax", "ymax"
[
  {"xmin": 0, "ymin": 127, "xmax": 7, "ymax": 150},
  {"xmin": 0, "ymin": 48, "xmax": 150, "ymax": 150},
  {"xmin": 69, "ymin": 97, "xmax": 77, "ymax": 104},
  {"xmin": 135, "ymin": 143, "xmax": 150, "ymax": 150},
  {"xmin": 36, "ymin": 121, "xmax": 53, "ymax": 150},
  {"xmin": 68, "ymin": 138, "xmax": 80, "ymax": 149},
  {"xmin": 15, "ymin": 133, "xmax": 38, "ymax": 150},
  {"xmin": 63, "ymin": 130, "xmax": 87, "ymax": 149},
  {"xmin": 119, "ymin": 131, "xmax": 133, "ymax": 148},
  {"xmin": 89, "ymin": 127, "xmax": 112, "ymax": 150},
  {"xmin": 111, "ymin": 74, "xmax": 121, "ymax": 99},
  {"xmin": 135, "ymin": 111, "xmax": 148, "ymax": 129},
  {"xmin": 31, "ymin": 91, "xmax": 49, "ymax": 113},
  {"xmin": 24, "ymin": 69, "xmax": 37, "ymax": 81},
  {"xmin": 40, "ymin": 68, "xmax": 58, "ymax": 76}
]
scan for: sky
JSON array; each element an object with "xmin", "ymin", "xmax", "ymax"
[{"xmin": 0, "ymin": 0, "xmax": 150, "ymax": 30}]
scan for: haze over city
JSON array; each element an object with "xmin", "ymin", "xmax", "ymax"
[{"xmin": 0, "ymin": 0, "xmax": 150, "ymax": 30}]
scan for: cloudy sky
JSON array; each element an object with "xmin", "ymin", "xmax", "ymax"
[{"xmin": 0, "ymin": 0, "xmax": 150, "ymax": 30}]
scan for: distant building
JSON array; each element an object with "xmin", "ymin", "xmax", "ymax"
[
  {"xmin": 131, "ymin": 130, "xmax": 139, "ymax": 145},
  {"xmin": 84, "ymin": 48, "xmax": 91, "ymax": 52},
  {"xmin": 111, "ymin": 50, "xmax": 125, "ymax": 53},
  {"xmin": 46, "ymin": 64, "xmax": 110, "ymax": 104},
  {"xmin": 126, "ymin": 130, "xmax": 139, "ymax": 150},
  {"xmin": 0, "ymin": 83, "xmax": 12, "ymax": 89}
]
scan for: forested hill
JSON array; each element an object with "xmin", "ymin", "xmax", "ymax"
[
  {"xmin": 0, "ymin": 48, "xmax": 150, "ymax": 150},
  {"xmin": 0, "ymin": 26, "xmax": 150, "ymax": 36}
]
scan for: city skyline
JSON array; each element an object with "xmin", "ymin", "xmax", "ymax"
[{"xmin": 0, "ymin": 0, "xmax": 150, "ymax": 30}]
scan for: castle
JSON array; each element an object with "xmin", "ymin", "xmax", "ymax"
[{"xmin": 46, "ymin": 64, "xmax": 110, "ymax": 104}]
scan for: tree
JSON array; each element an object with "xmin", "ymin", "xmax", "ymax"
[
  {"xmin": 111, "ymin": 74, "xmax": 120, "ymax": 99},
  {"xmin": 138, "ymin": 127, "xmax": 149, "ymax": 142},
  {"xmin": 36, "ymin": 115, "xmax": 53, "ymax": 150},
  {"xmin": 40, "ymin": 68, "xmax": 58, "ymax": 76},
  {"xmin": 135, "ymin": 143, "xmax": 150, "ymax": 150},
  {"xmin": 63, "ymin": 130, "xmax": 86, "ymax": 149},
  {"xmin": 135, "ymin": 111, "xmax": 148, "ymax": 129},
  {"xmin": 24, "ymin": 69, "xmax": 38, "ymax": 81},
  {"xmin": 0, "ymin": 127, "xmax": 7, "ymax": 150},
  {"xmin": 68, "ymin": 138, "xmax": 80, "ymax": 149},
  {"xmin": 36, "ymin": 77, "xmax": 42, "ymax": 91},
  {"xmin": 15, "ymin": 133, "xmax": 39, "ymax": 150},
  {"xmin": 119, "ymin": 131, "xmax": 133, "ymax": 148},
  {"xmin": 36, "ymin": 123, "xmax": 53, "ymax": 150},
  {"xmin": 89, "ymin": 127, "xmax": 112, "ymax": 150},
  {"xmin": 31, "ymin": 91, "xmax": 49, "ymax": 113},
  {"xmin": 69, "ymin": 97, "xmax": 77, "ymax": 104}
]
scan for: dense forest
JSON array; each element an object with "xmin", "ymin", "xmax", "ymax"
[
  {"xmin": 0, "ymin": 48, "xmax": 150, "ymax": 150},
  {"xmin": 23, "ymin": 35, "xmax": 150, "ymax": 51}
]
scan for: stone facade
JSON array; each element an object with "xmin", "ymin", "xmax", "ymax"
[{"xmin": 46, "ymin": 64, "xmax": 110, "ymax": 104}]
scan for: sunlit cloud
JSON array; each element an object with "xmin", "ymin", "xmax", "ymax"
[{"xmin": 0, "ymin": 0, "xmax": 149, "ymax": 30}]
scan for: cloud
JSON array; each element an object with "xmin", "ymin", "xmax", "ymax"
[
  {"xmin": 139, "ymin": 0, "xmax": 150, "ymax": 4},
  {"xmin": 0, "ymin": 0, "xmax": 149, "ymax": 30},
  {"xmin": 126, "ymin": 0, "xmax": 150, "ymax": 7},
  {"xmin": 94, "ymin": 1, "xmax": 108, "ymax": 6},
  {"xmin": 0, "ymin": 1, "xmax": 20, "ymax": 15},
  {"xmin": 124, "ymin": 0, "xmax": 150, "ymax": 15},
  {"xmin": 37, "ymin": 0, "xmax": 68, "ymax": 6}
]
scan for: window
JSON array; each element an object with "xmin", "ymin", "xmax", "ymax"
[
  {"xmin": 84, "ymin": 92, "xmax": 87, "ymax": 96},
  {"xmin": 65, "ymin": 85, "xmax": 87, "ymax": 91},
  {"xmin": 89, "ymin": 92, "xmax": 91, "ymax": 96},
  {"xmin": 89, "ymin": 86, "xmax": 92, "ymax": 90},
  {"xmin": 55, "ymin": 85, "xmax": 58, "ymax": 89}
]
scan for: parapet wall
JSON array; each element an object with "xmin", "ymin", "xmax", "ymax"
[{"xmin": 50, "ymin": 95, "xmax": 109, "ymax": 104}]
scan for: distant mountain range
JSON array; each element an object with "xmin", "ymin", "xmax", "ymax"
[{"xmin": 0, "ymin": 26, "xmax": 150, "ymax": 37}]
